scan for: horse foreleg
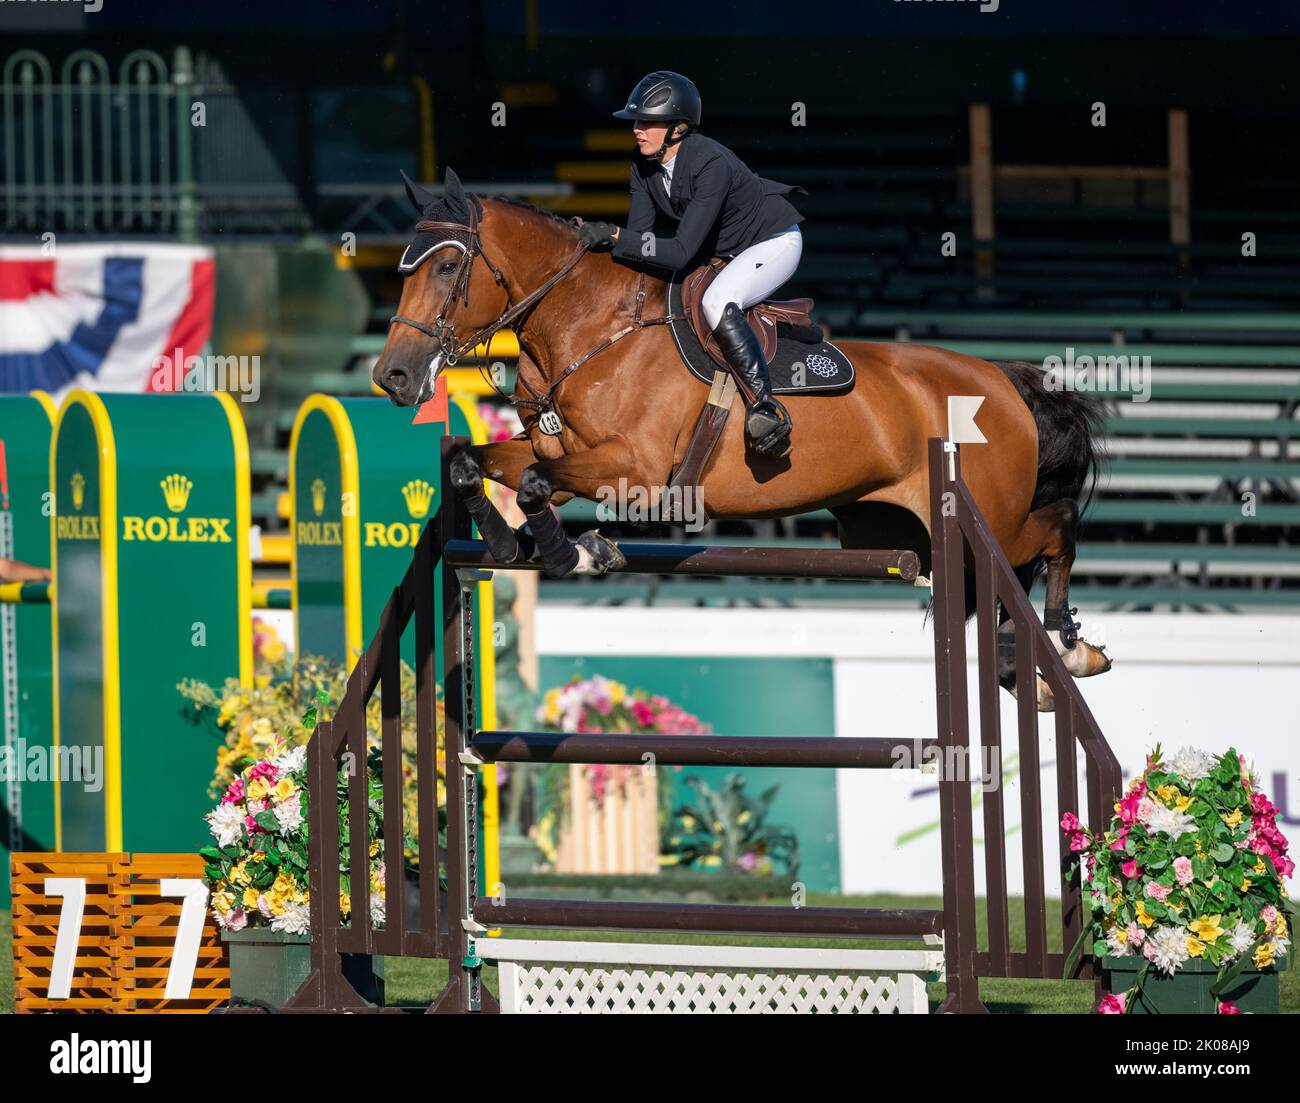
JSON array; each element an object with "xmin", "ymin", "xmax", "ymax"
[
  {"xmin": 447, "ymin": 445, "xmax": 534, "ymax": 565},
  {"xmin": 514, "ymin": 441, "xmax": 645, "ymax": 579},
  {"xmin": 1016, "ymin": 499, "xmax": 1112, "ymax": 679}
]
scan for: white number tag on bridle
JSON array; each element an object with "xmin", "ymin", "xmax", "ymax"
[{"xmin": 539, "ymin": 411, "xmax": 563, "ymax": 436}]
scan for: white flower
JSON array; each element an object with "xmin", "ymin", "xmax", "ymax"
[
  {"xmin": 1105, "ymin": 928, "xmax": 1133, "ymax": 956},
  {"xmin": 1226, "ymin": 919, "xmax": 1256, "ymax": 960},
  {"xmin": 369, "ymin": 890, "xmax": 386, "ymax": 929},
  {"xmin": 270, "ymin": 900, "xmax": 310, "ymax": 935},
  {"xmin": 1168, "ymin": 746, "xmax": 1214, "ymax": 786},
  {"xmin": 1144, "ymin": 924, "xmax": 1191, "ymax": 975},
  {"xmin": 274, "ymin": 794, "xmax": 304, "ymax": 833},
  {"xmin": 1147, "ymin": 802, "xmax": 1197, "ymax": 840},
  {"xmin": 271, "ymin": 745, "xmax": 306, "ymax": 774},
  {"xmin": 206, "ymin": 802, "xmax": 245, "ymax": 847}
]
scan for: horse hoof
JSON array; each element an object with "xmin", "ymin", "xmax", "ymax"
[
  {"xmin": 1036, "ymin": 675, "xmax": 1056, "ymax": 713},
  {"xmin": 448, "ymin": 450, "xmax": 484, "ymax": 497},
  {"xmin": 576, "ymin": 530, "xmax": 626, "ymax": 575}
]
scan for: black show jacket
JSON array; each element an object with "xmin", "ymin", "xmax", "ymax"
[{"xmin": 610, "ymin": 132, "xmax": 805, "ymax": 272}]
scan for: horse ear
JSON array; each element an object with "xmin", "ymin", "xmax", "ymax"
[
  {"xmin": 400, "ymin": 169, "xmax": 436, "ymax": 215},
  {"xmin": 443, "ymin": 166, "xmax": 470, "ymax": 223}
]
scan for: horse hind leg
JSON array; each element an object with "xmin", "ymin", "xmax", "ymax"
[{"xmin": 1012, "ymin": 499, "xmax": 1112, "ymax": 679}]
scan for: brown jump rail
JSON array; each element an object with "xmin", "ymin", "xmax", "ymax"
[
  {"xmin": 473, "ymin": 899, "xmax": 944, "ymax": 939},
  {"xmin": 472, "ymin": 730, "xmax": 932, "ymax": 769},
  {"xmin": 444, "ymin": 537, "xmax": 922, "ymax": 581}
]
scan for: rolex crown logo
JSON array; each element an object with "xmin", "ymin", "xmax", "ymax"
[
  {"xmin": 71, "ymin": 471, "xmax": 85, "ymax": 511},
  {"xmin": 161, "ymin": 473, "xmax": 193, "ymax": 512},
  {"xmin": 402, "ymin": 479, "xmax": 435, "ymax": 519},
  {"xmin": 311, "ymin": 478, "xmax": 327, "ymax": 516}
]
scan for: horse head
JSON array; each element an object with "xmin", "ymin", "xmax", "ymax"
[{"xmin": 373, "ymin": 167, "xmax": 512, "ymax": 407}]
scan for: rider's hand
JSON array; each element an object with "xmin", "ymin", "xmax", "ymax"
[{"xmin": 578, "ymin": 221, "xmax": 619, "ymax": 249}]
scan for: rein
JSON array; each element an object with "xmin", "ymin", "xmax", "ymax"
[{"xmin": 389, "ymin": 198, "xmax": 681, "ymax": 416}]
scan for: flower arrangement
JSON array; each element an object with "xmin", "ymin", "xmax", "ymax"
[
  {"xmin": 201, "ymin": 708, "xmax": 406, "ymax": 934},
  {"xmin": 530, "ymin": 675, "xmax": 711, "ymax": 866},
  {"xmin": 189, "ymin": 650, "xmax": 448, "ymax": 934},
  {"xmin": 1062, "ymin": 745, "xmax": 1293, "ymax": 1014},
  {"xmin": 179, "ymin": 651, "xmax": 443, "ymax": 859}
]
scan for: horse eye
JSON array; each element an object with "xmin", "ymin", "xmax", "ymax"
[{"xmin": 438, "ymin": 261, "xmax": 457, "ymax": 275}]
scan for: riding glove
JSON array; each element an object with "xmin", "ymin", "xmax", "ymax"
[{"xmin": 578, "ymin": 221, "xmax": 618, "ymax": 249}]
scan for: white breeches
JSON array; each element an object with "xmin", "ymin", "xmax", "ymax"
[{"xmin": 700, "ymin": 225, "xmax": 803, "ymax": 330}]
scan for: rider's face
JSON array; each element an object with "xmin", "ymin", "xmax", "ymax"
[{"xmin": 632, "ymin": 120, "xmax": 670, "ymax": 155}]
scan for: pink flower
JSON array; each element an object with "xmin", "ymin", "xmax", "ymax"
[
  {"xmin": 1145, "ymin": 881, "xmax": 1172, "ymax": 902},
  {"xmin": 1121, "ymin": 859, "xmax": 1141, "ymax": 879},
  {"xmin": 1126, "ymin": 923, "xmax": 1145, "ymax": 947},
  {"xmin": 1097, "ymin": 993, "xmax": 1126, "ymax": 1014},
  {"xmin": 1061, "ymin": 812, "xmax": 1081, "ymax": 833},
  {"xmin": 225, "ymin": 907, "xmax": 248, "ymax": 932},
  {"xmin": 1069, "ymin": 832, "xmax": 1089, "ymax": 853},
  {"xmin": 1173, "ymin": 856, "xmax": 1194, "ymax": 886},
  {"xmin": 1136, "ymin": 797, "xmax": 1157, "ymax": 823},
  {"xmin": 1218, "ymin": 1001, "xmax": 1241, "ymax": 1015},
  {"xmin": 223, "ymin": 778, "xmax": 245, "ymax": 804},
  {"xmin": 1110, "ymin": 826, "xmax": 1130, "ymax": 852},
  {"xmin": 1262, "ymin": 905, "xmax": 1279, "ymax": 926},
  {"xmin": 1118, "ymin": 783, "xmax": 1148, "ymax": 826},
  {"xmin": 248, "ymin": 761, "xmax": 279, "ymax": 782},
  {"xmin": 257, "ymin": 895, "xmax": 273, "ymax": 917},
  {"xmin": 630, "ymin": 700, "xmax": 656, "ymax": 727}
]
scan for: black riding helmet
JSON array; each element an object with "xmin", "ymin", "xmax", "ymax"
[{"xmin": 612, "ymin": 70, "xmax": 702, "ymax": 126}]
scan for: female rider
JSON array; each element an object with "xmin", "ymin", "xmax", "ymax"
[{"xmin": 577, "ymin": 70, "xmax": 806, "ymax": 458}]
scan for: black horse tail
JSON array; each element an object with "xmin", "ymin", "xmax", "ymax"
[
  {"xmin": 988, "ymin": 360, "xmax": 1108, "ymax": 603},
  {"xmin": 995, "ymin": 360, "xmax": 1107, "ymax": 513}
]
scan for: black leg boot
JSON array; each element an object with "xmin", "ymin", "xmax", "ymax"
[{"xmin": 712, "ymin": 302, "xmax": 792, "ymax": 458}]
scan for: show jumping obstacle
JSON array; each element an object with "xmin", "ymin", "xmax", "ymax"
[{"xmin": 285, "ymin": 436, "xmax": 1121, "ymax": 1015}]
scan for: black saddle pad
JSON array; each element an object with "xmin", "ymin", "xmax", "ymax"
[{"xmin": 667, "ymin": 274, "xmax": 855, "ymax": 395}]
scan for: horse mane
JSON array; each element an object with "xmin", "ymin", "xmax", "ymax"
[{"xmin": 482, "ymin": 193, "xmax": 579, "ymax": 235}]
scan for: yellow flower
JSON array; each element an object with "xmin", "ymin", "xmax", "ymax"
[
  {"xmin": 1134, "ymin": 901, "xmax": 1156, "ymax": 929},
  {"xmin": 1156, "ymin": 784, "xmax": 1179, "ymax": 803},
  {"xmin": 273, "ymin": 873, "xmax": 295, "ymax": 896},
  {"xmin": 1194, "ymin": 839, "xmax": 1205, "ymax": 856},
  {"xmin": 369, "ymin": 841, "xmax": 380, "ymax": 858},
  {"xmin": 1254, "ymin": 859, "xmax": 1268, "ymax": 876},
  {"xmin": 1254, "ymin": 943, "xmax": 1275, "ymax": 969},
  {"xmin": 247, "ymin": 777, "xmax": 271, "ymax": 801},
  {"xmin": 609, "ymin": 682, "xmax": 626, "ymax": 705},
  {"xmin": 242, "ymin": 887, "xmax": 260, "ymax": 909},
  {"xmin": 1175, "ymin": 795, "xmax": 1193, "ymax": 812},
  {"xmin": 1188, "ymin": 915, "xmax": 1223, "ymax": 943},
  {"xmin": 250, "ymin": 850, "xmax": 266, "ymax": 863},
  {"xmin": 211, "ymin": 891, "xmax": 235, "ymax": 914},
  {"xmin": 229, "ymin": 862, "xmax": 250, "ymax": 887},
  {"xmin": 273, "ymin": 777, "xmax": 296, "ymax": 802},
  {"xmin": 1240, "ymin": 878, "xmax": 1252, "ymax": 892},
  {"xmin": 1221, "ymin": 808, "xmax": 1243, "ymax": 828},
  {"xmin": 1185, "ymin": 935, "xmax": 1206, "ymax": 958},
  {"xmin": 340, "ymin": 891, "xmax": 351, "ymax": 914}
]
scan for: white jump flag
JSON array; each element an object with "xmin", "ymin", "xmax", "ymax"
[{"xmin": 946, "ymin": 395, "xmax": 988, "ymax": 445}]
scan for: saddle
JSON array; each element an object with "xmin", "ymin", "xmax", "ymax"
[{"xmin": 681, "ymin": 257, "xmax": 822, "ymax": 370}]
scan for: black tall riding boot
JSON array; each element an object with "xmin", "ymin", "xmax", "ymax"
[{"xmin": 711, "ymin": 302, "xmax": 792, "ymax": 458}]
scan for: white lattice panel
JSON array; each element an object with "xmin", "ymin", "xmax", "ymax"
[{"xmin": 485, "ymin": 940, "xmax": 941, "ymax": 1015}]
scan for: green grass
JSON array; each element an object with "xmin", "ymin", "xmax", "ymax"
[{"xmin": 2, "ymin": 896, "xmax": 1294, "ymax": 1014}]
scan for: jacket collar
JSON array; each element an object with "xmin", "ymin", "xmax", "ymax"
[{"xmin": 664, "ymin": 131, "xmax": 692, "ymax": 204}]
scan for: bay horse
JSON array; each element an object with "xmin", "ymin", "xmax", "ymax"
[{"xmin": 373, "ymin": 169, "xmax": 1111, "ymax": 707}]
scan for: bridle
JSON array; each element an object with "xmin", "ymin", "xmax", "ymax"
[{"xmin": 388, "ymin": 194, "xmax": 680, "ymax": 416}]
